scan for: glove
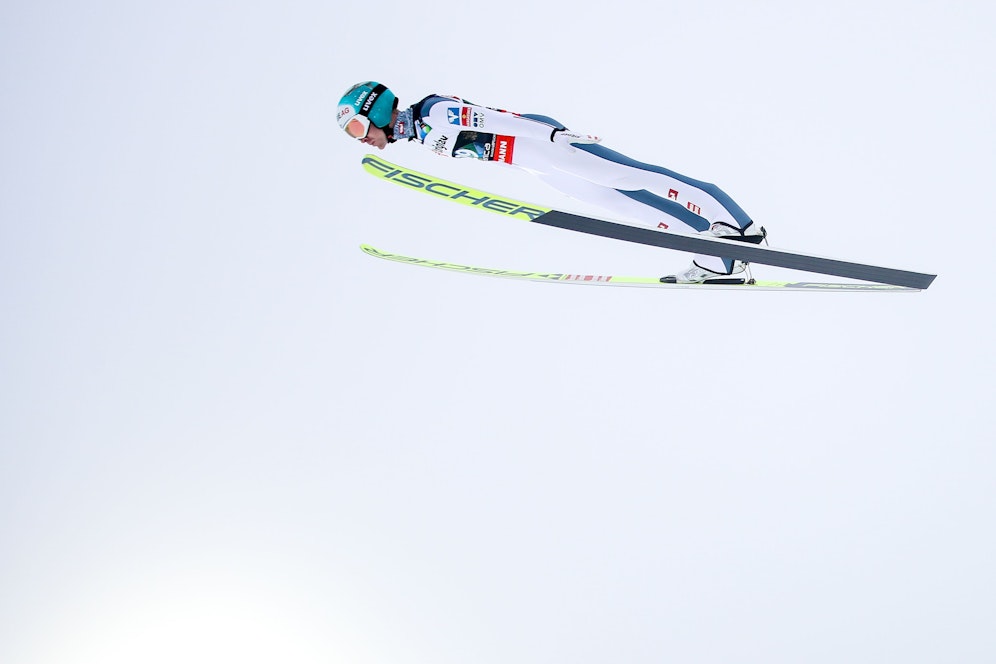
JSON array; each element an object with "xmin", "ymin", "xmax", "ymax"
[{"xmin": 551, "ymin": 128, "xmax": 602, "ymax": 149}]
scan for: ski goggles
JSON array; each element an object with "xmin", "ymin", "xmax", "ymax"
[{"xmin": 344, "ymin": 114, "xmax": 371, "ymax": 139}]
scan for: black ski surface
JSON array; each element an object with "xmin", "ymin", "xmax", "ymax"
[{"xmin": 534, "ymin": 210, "xmax": 936, "ymax": 289}]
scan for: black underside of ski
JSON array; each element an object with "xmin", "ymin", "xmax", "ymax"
[{"xmin": 534, "ymin": 210, "xmax": 935, "ymax": 289}]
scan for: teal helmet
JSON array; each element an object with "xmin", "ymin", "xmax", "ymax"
[{"xmin": 337, "ymin": 81, "xmax": 398, "ymax": 138}]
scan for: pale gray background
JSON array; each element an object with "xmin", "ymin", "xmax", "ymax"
[{"xmin": 2, "ymin": 1, "xmax": 994, "ymax": 663}]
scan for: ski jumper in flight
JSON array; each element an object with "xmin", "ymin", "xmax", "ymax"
[{"xmin": 337, "ymin": 81, "xmax": 767, "ymax": 283}]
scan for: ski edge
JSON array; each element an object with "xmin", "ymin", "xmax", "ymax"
[{"xmin": 360, "ymin": 245, "xmax": 920, "ymax": 292}]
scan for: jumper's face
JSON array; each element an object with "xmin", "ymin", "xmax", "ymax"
[{"xmin": 360, "ymin": 124, "xmax": 389, "ymax": 150}]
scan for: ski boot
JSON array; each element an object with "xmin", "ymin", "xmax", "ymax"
[
  {"xmin": 660, "ymin": 260, "xmax": 752, "ymax": 285},
  {"xmin": 659, "ymin": 221, "xmax": 767, "ymax": 284},
  {"xmin": 707, "ymin": 220, "xmax": 768, "ymax": 244}
]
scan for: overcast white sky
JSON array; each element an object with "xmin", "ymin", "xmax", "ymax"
[{"xmin": 2, "ymin": 1, "xmax": 995, "ymax": 663}]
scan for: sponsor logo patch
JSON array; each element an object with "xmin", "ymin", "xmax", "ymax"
[
  {"xmin": 447, "ymin": 106, "xmax": 485, "ymax": 128},
  {"xmin": 492, "ymin": 135, "xmax": 515, "ymax": 164}
]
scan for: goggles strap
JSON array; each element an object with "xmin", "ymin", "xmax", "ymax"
[{"xmin": 357, "ymin": 83, "xmax": 389, "ymax": 119}]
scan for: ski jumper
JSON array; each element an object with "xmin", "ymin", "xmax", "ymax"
[{"xmin": 393, "ymin": 95, "xmax": 757, "ymax": 273}]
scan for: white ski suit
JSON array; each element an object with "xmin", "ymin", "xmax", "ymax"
[{"xmin": 392, "ymin": 95, "xmax": 758, "ymax": 273}]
